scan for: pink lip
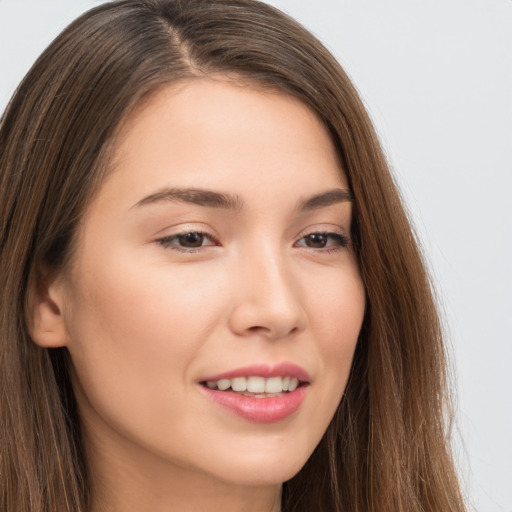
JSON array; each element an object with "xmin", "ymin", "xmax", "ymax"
[
  {"xmin": 198, "ymin": 363, "xmax": 310, "ymax": 424},
  {"xmin": 200, "ymin": 362, "xmax": 310, "ymax": 383},
  {"xmin": 200, "ymin": 386, "xmax": 308, "ymax": 423}
]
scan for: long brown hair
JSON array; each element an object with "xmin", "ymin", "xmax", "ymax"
[{"xmin": 0, "ymin": 1, "xmax": 466, "ymax": 511}]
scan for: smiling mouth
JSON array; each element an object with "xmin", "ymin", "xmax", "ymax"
[
  {"xmin": 201, "ymin": 376, "xmax": 305, "ymax": 397},
  {"xmin": 199, "ymin": 372, "xmax": 309, "ymax": 422}
]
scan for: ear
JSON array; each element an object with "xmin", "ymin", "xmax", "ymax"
[{"xmin": 26, "ymin": 270, "xmax": 69, "ymax": 348}]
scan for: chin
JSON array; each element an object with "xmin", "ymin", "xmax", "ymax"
[
  {"xmin": 218, "ymin": 464, "xmax": 304, "ymax": 488},
  {"xmin": 207, "ymin": 443, "xmax": 314, "ymax": 487}
]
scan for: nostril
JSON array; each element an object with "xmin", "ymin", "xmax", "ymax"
[
  {"xmin": 227, "ymin": 293, "xmax": 307, "ymax": 340},
  {"xmin": 247, "ymin": 325, "xmax": 269, "ymax": 333}
]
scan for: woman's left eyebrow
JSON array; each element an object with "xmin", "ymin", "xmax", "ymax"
[{"xmin": 296, "ymin": 188, "xmax": 353, "ymax": 212}]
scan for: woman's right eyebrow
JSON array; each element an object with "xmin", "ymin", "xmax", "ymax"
[{"xmin": 132, "ymin": 187, "xmax": 244, "ymax": 212}]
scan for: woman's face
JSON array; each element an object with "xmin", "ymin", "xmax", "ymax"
[{"xmin": 54, "ymin": 79, "xmax": 365, "ymax": 488}]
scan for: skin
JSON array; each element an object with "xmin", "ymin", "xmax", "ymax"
[{"xmin": 31, "ymin": 79, "xmax": 366, "ymax": 512}]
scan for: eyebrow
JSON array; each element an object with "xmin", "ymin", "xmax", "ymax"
[
  {"xmin": 296, "ymin": 188, "xmax": 354, "ymax": 211},
  {"xmin": 134, "ymin": 188, "xmax": 244, "ymax": 211},
  {"xmin": 133, "ymin": 187, "xmax": 353, "ymax": 212}
]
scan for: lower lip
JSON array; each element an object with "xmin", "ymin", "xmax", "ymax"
[{"xmin": 200, "ymin": 386, "xmax": 308, "ymax": 423}]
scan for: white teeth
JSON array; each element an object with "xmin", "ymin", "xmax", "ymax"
[
  {"xmin": 231, "ymin": 377, "xmax": 247, "ymax": 391},
  {"xmin": 265, "ymin": 376, "xmax": 283, "ymax": 393},
  {"xmin": 205, "ymin": 375, "xmax": 302, "ymax": 394},
  {"xmin": 247, "ymin": 376, "xmax": 266, "ymax": 393},
  {"xmin": 288, "ymin": 377, "xmax": 299, "ymax": 391},
  {"xmin": 217, "ymin": 379, "xmax": 231, "ymax": 391}
]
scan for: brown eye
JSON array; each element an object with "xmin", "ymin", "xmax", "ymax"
[
  {"xmin": 177, "ymin": 232, "xmax": 205, "ymax": 248},
  {"xmin": 295, "ymin": 232, "xmax": 349, "ymax": 251},
  {"xmin": 157, "ymin": 231, "xmax": 217, "ymax": 252},
  {"xmin": 304, "ymin": 233, "xmax": 328, "ymax": 248}
]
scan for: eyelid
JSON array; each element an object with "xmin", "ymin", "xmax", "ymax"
[
  {"xmin": 155, "ymin": 228, "xmax": 220, "ymax": 253},
  {"xmin": 296, "ymin": 223, "xmax": 349, "ymax": 240},
  {"xmin": 294, "ymin": 227, "xmax": 350, "ymax": 251}
]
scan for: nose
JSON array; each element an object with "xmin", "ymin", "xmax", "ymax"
[{"xmin": 228, "ymin": 246, "xmax": 307, "ymax": 341}]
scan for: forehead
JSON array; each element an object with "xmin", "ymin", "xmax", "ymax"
[{"xmin": 93, "ymin": 78, "xmax": 346, "ymax": 214}]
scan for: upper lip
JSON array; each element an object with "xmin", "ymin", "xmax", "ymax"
[{"xmin": 199, "ymin": 362, "xmax": 310, "ymax": 383}]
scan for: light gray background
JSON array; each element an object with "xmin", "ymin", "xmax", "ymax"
[{"xmin": 1, "ymin": 1, "xmax": 510, "ymax": 510}]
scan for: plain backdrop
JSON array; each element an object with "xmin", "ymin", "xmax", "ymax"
[{"xmin": 1, "ymin": 1, "xmax": 511, "ymax": 511}]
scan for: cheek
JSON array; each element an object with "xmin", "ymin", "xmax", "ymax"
[
  {"xmin": 68, "ymin": 244, "xmax": 223, "ymax": 349},
  {"xmin": 62, "ymin": 247, "xmax": 225, "ymax": 427},
  {"xmin": 305, "ymin": 264, "xmax": 365, "ymax": 405},
  {"xmin": 308, "ymin": 259, "xmax": 365, "ymax": 351}
]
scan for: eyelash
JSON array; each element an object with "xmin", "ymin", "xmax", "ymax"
[
  {"xmin": 156, "ymin": 231, "xmax": 219, "ymax": 253},
  {"xmin": 294, "ymin": 232, "xmax": 349, "ymax": 253},
  {"xmin": 156, "ymin": 230, "xmax": 349, "ymax": 254}
]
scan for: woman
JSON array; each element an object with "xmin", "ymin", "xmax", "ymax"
[{"xmin": 0, "ymin": 1, "xmax": 467, "ymax": 511}]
